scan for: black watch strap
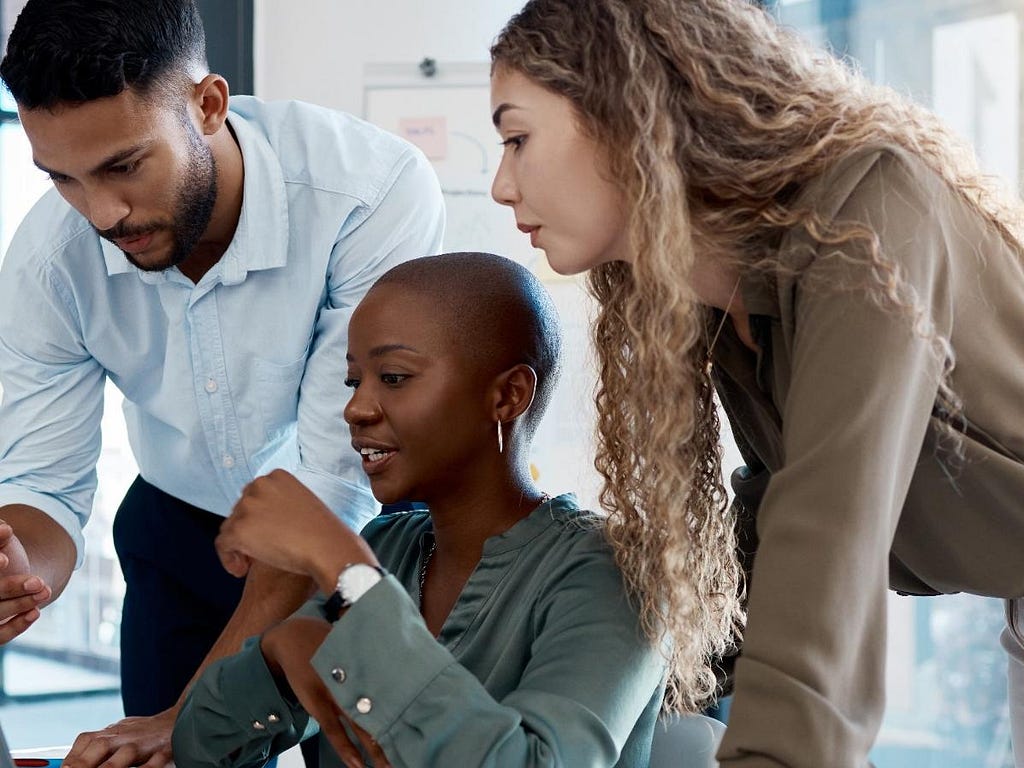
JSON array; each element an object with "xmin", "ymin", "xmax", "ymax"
[
  {"xmin": 322, "ymin": 590, "xmax": 345, "ymax": 623},
  {"xmin": 322, "ymin": 563, "xmax": 385, "ymax": 622}
]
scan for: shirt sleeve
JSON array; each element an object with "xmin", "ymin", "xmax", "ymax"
[
  {"xmin": 172, "ymin": 636, "xmax": 315, "ymax": 768},
  {"xmin": 289, "ymin": 147, "xmax": 445, "ymax": 528},
  {"xmin": 0, "ymin": 241, "xmax": 104, "ymax": 568},
  {"xmin": 717, "ymin": 152, "xmax": 953, "ymax": 766},
  {"xmin": 310, "ymin": 564, "xmax": 665, "ymax": 767}
]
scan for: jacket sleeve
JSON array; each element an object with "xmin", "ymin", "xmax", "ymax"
[{"xmin": 717, "ymin": 151, "xmax": 953, "ymax": 766}]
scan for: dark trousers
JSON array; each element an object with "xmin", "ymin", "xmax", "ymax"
[{"xmin": 112, "ymin": 476, "xmax": 246, "ymax": 716}]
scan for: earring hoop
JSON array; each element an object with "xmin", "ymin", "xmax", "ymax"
[{"xmin": 497, "ymin": 420, "xmax": 504, "ymax": 454}]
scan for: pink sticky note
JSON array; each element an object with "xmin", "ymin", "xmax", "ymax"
[{"xmin": 398, "ymin": 116, "xmax": 448, "ymax": 160}]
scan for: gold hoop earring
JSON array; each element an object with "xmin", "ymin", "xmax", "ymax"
[{"xmin": 497, "ymin": 420, "xmax": 504, "ymax": 454}]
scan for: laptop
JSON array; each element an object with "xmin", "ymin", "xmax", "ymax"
[
  {"xmin": 0, "ymin": 721, "xmax": 15, "ymax": 768},
  {"xmin": 0, "ymin": 723, "xmax": 61, "ymax": 768}
]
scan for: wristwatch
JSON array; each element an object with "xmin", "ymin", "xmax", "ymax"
[{"xmin": 323, "ymin": 562, "xmax": 385, "ymax": 622}]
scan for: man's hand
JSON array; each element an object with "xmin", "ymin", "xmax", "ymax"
[
  {"xmin": 0, "ymin": 520, "xmax": 52, "ymax": 643},
  {"xmin": 216, "ymin": 470, "xmax": 378, "ymax": 595},
  {"xmin": 262, "ymin": 615, "xmax": 391, "ymax": 768},
  {"xmin": 63, "ymin": 708, "xmax": 176, "ymax": 768},
  {"xmin": 61, "ymin": 564, "xmax": 317, "ymax": 768}
]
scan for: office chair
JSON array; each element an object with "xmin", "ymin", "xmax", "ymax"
[{"xmin": 649, "ymin": 713, "xmax": 726, "ymax": 768}]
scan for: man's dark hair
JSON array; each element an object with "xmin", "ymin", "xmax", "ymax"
[{"xmin": 0, "ymin": 0, "xmax": 207, "ymax": 109}]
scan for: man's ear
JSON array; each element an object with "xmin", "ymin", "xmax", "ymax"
[
  {"xmin": 492, "ymin": 364, "xmax": 538, "ymax": 424},
  {"xmin": 192, "ymin": 73, "xmax": 230, "ymax": 135}
]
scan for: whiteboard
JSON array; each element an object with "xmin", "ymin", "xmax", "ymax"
[
  {"xmin": 363, "ymin": 62, "xmax": 564, "ymax": 279},
  {"xmin": 363, "ymin": 63, "xmax": 602, "ymax": 508}
]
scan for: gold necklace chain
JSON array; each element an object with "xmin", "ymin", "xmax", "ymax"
[
  {"xmin": 418, "ymin": 539, "xmax": 437, "ymax": 609},
  {"xmin": 418, "ymin": 493, "xmax": 552, "ymax": 610},
  {"xmin": 704, "ymin": 277, "xmax": 742, "ymax": 376}
]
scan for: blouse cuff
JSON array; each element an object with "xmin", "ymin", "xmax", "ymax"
[{"xmin": 311, "ymin": 575, "xmax": 455, "ymax": 738}]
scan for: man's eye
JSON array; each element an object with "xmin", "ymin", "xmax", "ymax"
[{"xmin": 109, "ymin": 160, "xmax": 141, "ymax": 176}]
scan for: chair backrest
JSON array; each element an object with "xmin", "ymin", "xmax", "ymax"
[{"xmin": 649, "ymin": 714, "xmax": 726, "ymax": 768}]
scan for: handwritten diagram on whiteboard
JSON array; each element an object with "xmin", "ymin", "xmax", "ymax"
[{"xmin": 363, "ymin": 62, "xmax": 561, "ymax": 277}]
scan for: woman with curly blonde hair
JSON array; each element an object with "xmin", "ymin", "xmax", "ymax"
[{"xmin": 490, "ymin": 0, "xmax": 1024, "ymax": 765}]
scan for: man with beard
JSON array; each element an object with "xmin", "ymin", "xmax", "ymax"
[{"xmin": 0, "ymin": 0, "xmax": 444, "ymax": 765}]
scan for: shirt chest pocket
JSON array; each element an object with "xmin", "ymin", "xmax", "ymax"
[{"xmin": 253, "ymin": 353, "xmax": 307, "ymax": 440}]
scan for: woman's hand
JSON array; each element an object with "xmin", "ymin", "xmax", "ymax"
[
  {"xmin": 216, "ymin": 470, "xmax": 378, "ymax": 593},
  {"xmin": 261, "ymin": 616, "xmax": 392, "ymax": 768}
]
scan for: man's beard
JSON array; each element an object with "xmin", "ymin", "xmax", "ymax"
[{"xmin": 99, "ymin": 122, "xmax": 218, "ymax": 272}]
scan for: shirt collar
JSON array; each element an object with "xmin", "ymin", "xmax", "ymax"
[
  {"xmin": 100, "ymin": 107, "xmax": 290, "ymax": 285},
  {"xmin": 415, "ymin": 493, "xmax": 587, "ymax": 558},
  {"xmin": 481, "ymin": 492, "xmax": 586, "ymax": 556}
]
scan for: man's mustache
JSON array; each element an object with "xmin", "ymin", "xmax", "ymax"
[{"xmin": 95, "ymin": 222, "xmax": 162, "ymax": 241}]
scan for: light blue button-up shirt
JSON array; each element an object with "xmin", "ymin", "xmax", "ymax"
[{"xmin": 0, "ymin": 96, "xmax": 445, "ymax": 566}]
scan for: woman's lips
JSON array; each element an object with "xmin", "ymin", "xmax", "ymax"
[
  {"xmin": 358, "ymin": 447, "xmax": 396, "ymax": 475},
  {"xmin": 517, "ymin": 223, "xmax": 540, "ymax": 247}
]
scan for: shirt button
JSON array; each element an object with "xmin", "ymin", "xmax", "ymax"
[
  {"xmin": 222, "ymin": 455, "xmax": 235, "ymax": 468},
  {"xmin": 331, "ymin": 667, "xmax": 346, "ymax": 683},
  {"xmin": 205, "ymin": 377, "xmax": 218, "ymax": 393},
  {"xmin": 252, "ymin": 720, "xmax": 266, "ymax": 730},
  {"xmin": 267, "ymin": 713, "xmax": 280, "ymax": 724},
  {"xmin": 356, "ymin": 697, "xmax": 372, "ymax": 714}
]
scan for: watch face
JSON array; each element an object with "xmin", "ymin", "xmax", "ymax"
[{"xmin": 339, "ymin": 563, "xmax": 384, "ymax": 606}]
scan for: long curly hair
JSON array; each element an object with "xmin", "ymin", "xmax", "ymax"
[{"xmin": 492, "ymin": 0, "xmax": 1024, "ymax": 713}]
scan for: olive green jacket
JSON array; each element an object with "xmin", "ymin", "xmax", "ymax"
[{"xmin": 713, "ymin": 146, "xmax": 1024, "ymax": 767}]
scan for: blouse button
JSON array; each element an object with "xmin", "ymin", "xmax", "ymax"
[
  {"xmin": 331, "ymin": 667, "xmax": 346, "ymax": 683},
  {"xmin": 356, "ymin": 696, "xmax": 372, "ymax": 714}
]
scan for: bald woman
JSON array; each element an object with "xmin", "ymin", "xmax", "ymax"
[{"xmin": 173, "ymin": 253, "xmax": 667, "ymax": 768}]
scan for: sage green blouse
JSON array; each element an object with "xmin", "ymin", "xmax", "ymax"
[
  {"xmin": 712, "ymin": 146, "xmax": 1024, "ymax": 767},
  {"xmin": 172, "ymin": 494, "xmax": 666, "ymax": 767}
]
